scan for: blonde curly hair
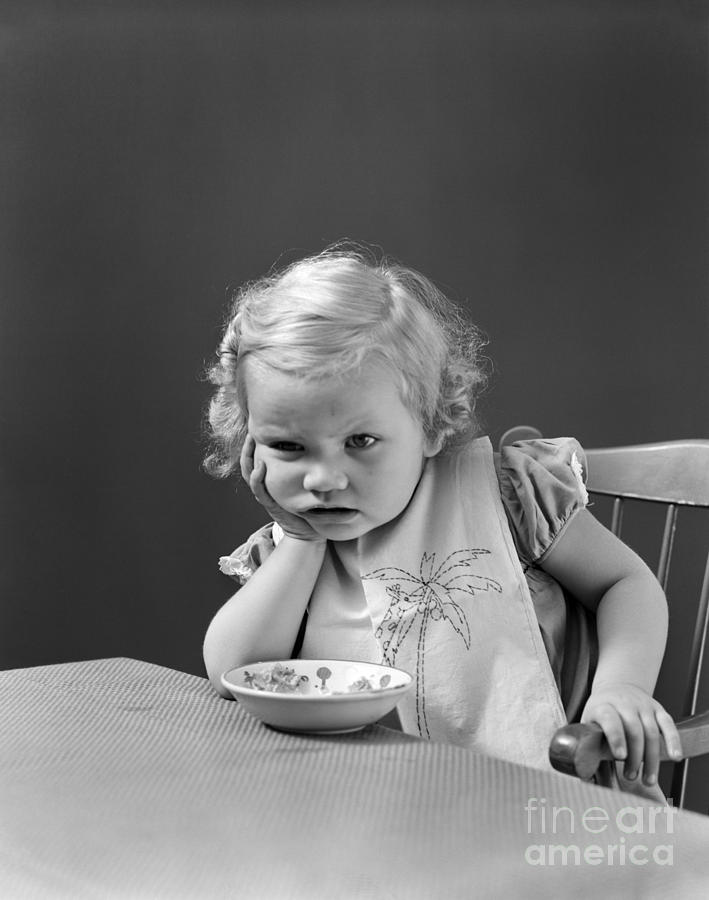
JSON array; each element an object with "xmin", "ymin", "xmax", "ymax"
[{"xmin": 203, "ymin": 245, "xmax": 488, "ymax": 478}]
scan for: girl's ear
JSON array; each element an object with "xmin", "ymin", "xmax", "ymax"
[{"xmin": 423, "ymin": 432, "xmax": 444, "ymax": 458}]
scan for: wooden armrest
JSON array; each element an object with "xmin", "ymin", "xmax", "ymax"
[{"xmin": 549, "ymin": 710, "xmax": 709, "ymax": 779}]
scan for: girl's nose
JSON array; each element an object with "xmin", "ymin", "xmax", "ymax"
[{"xmin": 302, "ymin": 462, "xmax": 348, "ymax": 493}]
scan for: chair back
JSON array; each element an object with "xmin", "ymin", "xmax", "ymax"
[
  {"xmin": 584, "ymin": 439, "xmax": 709, "ymax": 807},
  {"xmin": 499, "ymin": 429, "xmax": 709, "ymax": 808}
]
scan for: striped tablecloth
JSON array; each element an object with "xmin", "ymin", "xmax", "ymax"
[{"xmin": 2, "ymin": 657, "xmax": 709, "ymax": 899}]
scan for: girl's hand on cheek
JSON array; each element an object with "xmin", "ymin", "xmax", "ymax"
[
  {"xmin": 240, "ymin": 435, "xmax": 324, "ymax": 543},
  {"xmin": 580, "ymin": 683, "xmax": 682, "ymax": 788}
]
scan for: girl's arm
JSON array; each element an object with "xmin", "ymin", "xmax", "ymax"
[
  {"xmin": 204, "ymin": 435, "xmax": 327, "ymax": 697},
  {"xmin": 203, "ymin": 533, "xmax": 327, "ymax": 697},
  {"xmin": 540, "ymin": 509, "xmax": 682, "ymax": 787}
]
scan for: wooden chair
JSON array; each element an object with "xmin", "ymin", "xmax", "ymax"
[{"xmin": 498, "ymin": 428, "xmax": 709, "ymax": 809}]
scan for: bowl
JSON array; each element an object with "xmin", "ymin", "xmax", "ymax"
[{"xmin": 221, "ymin": 659, "xmax": 413, "ymax": 734}]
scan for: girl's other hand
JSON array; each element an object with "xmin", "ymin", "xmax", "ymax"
[
  {"xmin": 580, "ymin": 682, "xmax": 683, "ymax": 788},
  {"xmin": 240, "ymin": 435, "xmax": 323, "ymax": 542}
]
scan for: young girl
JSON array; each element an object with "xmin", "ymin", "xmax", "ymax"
[{"xmin": 202, "ymin": 245, "xmax": 681, "ymax": 797}]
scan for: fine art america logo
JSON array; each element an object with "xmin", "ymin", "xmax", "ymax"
[{"xmin": 524, "ymin": 797, "xmax": 675, "ymax": 867}]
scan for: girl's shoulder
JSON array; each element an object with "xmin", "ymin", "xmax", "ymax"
[
  {"xmin": 494, "ymin": 437, "xmax": 589, "ymax": 565},
  {"xmin": 218, "ymin": 521, "xmax": 285, "ymax": 585}
]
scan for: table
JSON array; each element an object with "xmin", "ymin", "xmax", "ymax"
[{"xmin": 2, "ymin": 658, "xmax": 709, "ymax": 899}]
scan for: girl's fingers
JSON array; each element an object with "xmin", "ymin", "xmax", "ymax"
[
  {"xmin": 239, "ymin": 437, "xmax": 273, "ymax": 510},
  {"xmin": 619, "ymin": 715, "xmax": 645, "ymax": 781},
  {"xmin": 586, "ymin": 707, "xmax": 628, "ymax": 762},
  {"xmin": 584, "ymin": 693, "xmax": 681, "ymax": 787},
  {"xmin": 656, "ymin": 706, "xmax": 683, "ymax": 761},
  {"xmin": 249, "ymin": 460, "xmax": 269, "ymax": 501},
  {"xmin": 640, "ymin": 714, "xmax": 660, "ymax": 785},
  {"xmin": 253, "ymin": 471, "xmax": 268, "ymax": 502},
  {"xmin": 240, "ymin": 435, "xmax": 256, "ymax": 481}
]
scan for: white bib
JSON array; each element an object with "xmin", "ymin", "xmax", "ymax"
[{"xmin": 303, "ymin": 437, "xmax": 566, "ymax": 770}]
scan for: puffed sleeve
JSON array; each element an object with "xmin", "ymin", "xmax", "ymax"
[
  {"xmin": 217, "ymin": 521, "xmax": 285, "ymax": 585},
  {"xmin": 496, "ymin": 438, "xmax": 589, "ymax": 565}
]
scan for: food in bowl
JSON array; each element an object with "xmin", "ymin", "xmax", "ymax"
[
  {"xmin": 242, "ymin": 663, "xmax": 311, "ymax": 694},
  {"xmin": 242, "ymin": 662, "xmax": 393, "ymax": 695}
]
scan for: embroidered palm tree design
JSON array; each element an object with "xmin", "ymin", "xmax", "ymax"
[{"xmin": 363, "ymin": 548, "xmax": 502, "ymax": 738}]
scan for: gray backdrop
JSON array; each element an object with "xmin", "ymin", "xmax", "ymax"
[{"xmin": 2, "ymin": 1, "xmax": 708, "ymax": 807}]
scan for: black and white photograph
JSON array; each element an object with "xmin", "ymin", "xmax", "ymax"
[{"xmin": 2, "ymin": 1, "xmax": 708, "ymax": 897}]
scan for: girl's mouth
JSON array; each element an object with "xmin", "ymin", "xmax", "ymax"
[{"xmin": 304, "ymin": 507, "xmax": 358, "ymax": 521}]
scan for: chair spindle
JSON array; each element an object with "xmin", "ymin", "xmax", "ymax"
[
  {"xmin": 610, "ymin": 497, "xmax": 624, "ymax": 536},
  {"xmin": 684, "ymin": 550, "xmax": 709, "ymax": 719},
  {"xmin": 656, "ymin": 504, "xmax": 678, "ymax": 592}
]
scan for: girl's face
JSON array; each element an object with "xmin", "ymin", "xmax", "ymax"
[{"xmin": 244, "ymin": 360, "xmax": 441, "ymax": 541}]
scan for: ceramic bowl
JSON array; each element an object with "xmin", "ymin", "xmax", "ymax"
[{"xmin": 221, "ymin": 659, "xmax": 413, "ymax": 734}]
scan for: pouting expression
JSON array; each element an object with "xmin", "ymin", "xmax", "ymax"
[{"xmin": 244, "ymin": 360, "xmax": 441, "ymax": 541}]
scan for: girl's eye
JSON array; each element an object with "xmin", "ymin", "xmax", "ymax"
[
  {"xmin": 347, "ymin": 434, "xmax": 376, "ymax": 450},
  {"xmin": 270, "ymin": 441, "xmax": 303, "ymax": 453}
]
